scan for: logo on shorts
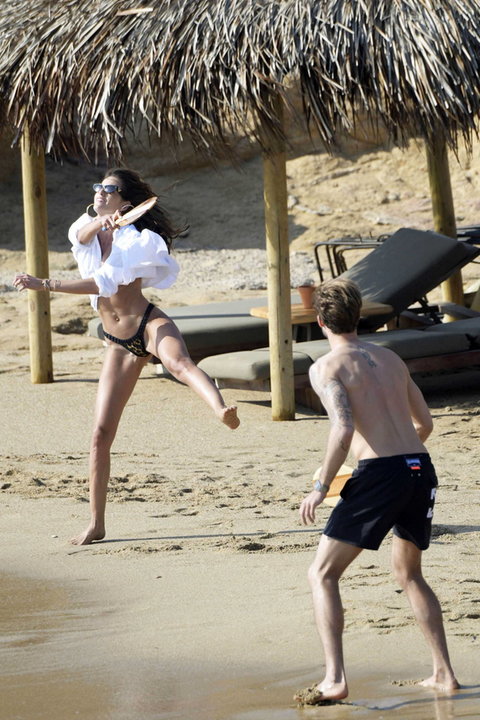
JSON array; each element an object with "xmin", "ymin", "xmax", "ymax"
[
  {"xmin": 405, "ymin": 457, "xmax": 422, "ymax": 471},
  {"xmin": 427, "ymin": 488, "xmax": 437, "ymax": 519}
]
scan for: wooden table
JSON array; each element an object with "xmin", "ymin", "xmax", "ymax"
[{"xmin": 250, "ymin": 300, "xmax": 394, "ymax": 324}]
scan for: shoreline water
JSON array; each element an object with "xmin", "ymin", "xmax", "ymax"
[
  {"xmin": 2, "ymin": 548, "xmax": 479, "ymax": 720},
  {"xmin": 2, "ymin": 483, "xmax": 479, "ymax": 720}
]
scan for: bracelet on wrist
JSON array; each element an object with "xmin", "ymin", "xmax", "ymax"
[
  {"xmin": 41, "ymin": 278, "xmax": 61, "ymax": 292},
  {"xmin": 314, "ymin": 480, "xmax": 330, "ymax": 494}
]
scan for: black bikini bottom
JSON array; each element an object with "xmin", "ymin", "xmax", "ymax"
[{"xmin": 103, "ymin": 303, "xmax": 154, "ymax": 357}]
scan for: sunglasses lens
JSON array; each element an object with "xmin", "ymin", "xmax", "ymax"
[{"xmin": 92, "ymin": 184, "xmax": 120, "ymax": 193}]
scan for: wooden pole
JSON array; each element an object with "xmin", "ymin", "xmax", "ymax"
[
  {"xmin": 425, "ymin": 134, "xmax": 464, "ymax": 314},
  {"xmin": 21, "ymin": 132, "xmax": 53, "ymax": 383},
  {"xmin": 261, "ymin": 96, "xmax": 295, "ymax": 420}
]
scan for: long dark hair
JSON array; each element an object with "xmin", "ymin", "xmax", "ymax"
[{"xmin": 105, "ymin": 168, "xmax": 185, "ymax": 251}]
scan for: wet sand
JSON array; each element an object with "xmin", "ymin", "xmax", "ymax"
[
  {"xmin": 2, "ymin": 483, "xmax": 480, "ymax": 720},
  {"xmin": 2, "ymin": 565, "xmax": 479, "ymax": 720}
]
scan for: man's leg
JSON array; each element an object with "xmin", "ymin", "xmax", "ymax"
[
  {"xmin": 391, "ymin": 536, "xmax": 459, "ymax": 691},
  {"xmin": 296, "ymin": 534, "xmax": 362, "ymax": 704}
]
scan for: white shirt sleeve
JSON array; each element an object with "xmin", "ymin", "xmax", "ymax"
[
  {"xmin": 92, "ymin": 225, "xmax": 179, "ymax": 298},
  {"xmin": 68, "ymin": 213, "xmax": 94, "ymax": 247},
  {"xmin": 68, "ymin": 214, "xmax": 102, "ymax": 279},
  {"xmin": 68, "ymin": 214, "xmax": 102, "ymax": 309}
]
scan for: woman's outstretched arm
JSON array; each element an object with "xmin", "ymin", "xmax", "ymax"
[{"xmin": 13, "ymin": 273, "xmax": 99, "ymax": 295}]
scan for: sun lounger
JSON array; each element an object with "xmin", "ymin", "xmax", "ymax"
[
  {"xmin": 87, "ymin": 296, "xmax": 271, "ymax": 361},
  {"xmin": 198, "ymin": 318, "xmax": 480, "ymax": 411},
  {"xmin": 157, "ymin": 227, "xmax": 480, "ymax": 409},
  {"xmin": 339, "ymin": 228, "xmax": 480, "ymax": 330}
]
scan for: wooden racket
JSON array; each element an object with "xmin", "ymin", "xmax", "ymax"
[
  {"xmin": 313, "ymin": 464, "xmax": 353, "ymax": 506},
  {"xmin": 114, "ymin": 196, "xmax": 158, "ymax": 227}
]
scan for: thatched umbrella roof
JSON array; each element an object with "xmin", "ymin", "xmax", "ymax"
[{"xmin": 1, "ymin": 0, "xmax": 480, "ymax": 160}]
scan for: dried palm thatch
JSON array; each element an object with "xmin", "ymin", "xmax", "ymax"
[
  {"xmin": 300, "ymin": 0, "xmax": 480, "ymax": 150},
  {"xmin": 1, "ymin": 0, "xmax": 480, "ymax": 160}
]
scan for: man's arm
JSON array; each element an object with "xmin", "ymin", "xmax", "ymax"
[
  {"xmin": 316, "ymin": 376, "xmax": 354, "ymax": 484},
  {"xmin": 299, "ymin": 365, "xmax": 354, "ymax": 524},
  {"xmin": 407, "ymin": 375, "xmax": 433, "ymax": 442}
]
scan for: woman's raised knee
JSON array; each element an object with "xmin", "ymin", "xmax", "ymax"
[{"xmin": 162, "ymin": 354, "xmax": 195, "ymax": 379}]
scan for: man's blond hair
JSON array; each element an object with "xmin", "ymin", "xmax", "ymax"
[{"xmin": 313, "ymin": 278, "xmax": 362, "ymax": 334}]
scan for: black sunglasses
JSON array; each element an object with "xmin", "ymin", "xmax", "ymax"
[{"xmin": 93, "ymin": 183, "xmax": 122, "ymax": 194}]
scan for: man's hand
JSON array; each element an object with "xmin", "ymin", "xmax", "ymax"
[{"xmin": 299, "ymin": 489, "xmax": 326, "ymax": 525}]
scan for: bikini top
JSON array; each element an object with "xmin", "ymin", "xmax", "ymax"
[{"xmin": 68, "ymin": 213, "xmax": 179, "ymax": 310}]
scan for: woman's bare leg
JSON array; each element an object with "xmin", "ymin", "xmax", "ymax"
[
  {"xmin": 391, "ymin": 537, "xmax": 459, "ymax": 691},
  {"xmin": 70, "ymin": 347, "xmax": 147, "ymax": 545},
  {"xmin": 146, "ymin": 316, "xmax": 239, "ymax": 429}
]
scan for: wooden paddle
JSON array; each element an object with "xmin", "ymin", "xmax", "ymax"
[
  {"xmin": 114, "ymin": 196, "xmax": 158, "ymax": 227},
  {"xmin": 313, "ymin": 463, "xmax": 353, "ymax": 506}
]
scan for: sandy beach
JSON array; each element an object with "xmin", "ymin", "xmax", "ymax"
[{"xmin": 1, "ymin": 137, "xmax": 480, "ymax": 719}]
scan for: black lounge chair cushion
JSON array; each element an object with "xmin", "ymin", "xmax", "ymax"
[
  {"xmin": 88, "ymin": 297, "xmax": 270, "ymax": 353},
  {"xmin": 198, "ymin": 348, "xmax": 312, "ymax": 381},
  {"xmin": 296, "ymin": 330, "xmax": 469, "ymax": 362},
  {"xmin": 198, "ymin": 329, "xmax": 470, "ymax": 383},
  {"xmin": 425, "ymin": 317, "xmax": 480, "ymax": 346},
  {"xmin": 342, "ymin": 228, "xmax": 480, "ymax": 316}
]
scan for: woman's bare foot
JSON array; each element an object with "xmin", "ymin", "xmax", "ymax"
[
  {"xmin": 218, "ymin": 405, "xmax": 240, "ymax": 429},
  {"xmin": 419, "ymin": 673, "xmax": 460, "ymax": 692},
  {"xmin": 70, "ymin": 524, "xmax": 105, "ymax": 546},
  {"xmin": 294, "ymin": 680, "xmax": 348, "ymax": 706}
]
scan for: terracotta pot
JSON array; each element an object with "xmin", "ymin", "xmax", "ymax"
[{"xmin": 298, "ymin": 285, "xmax": 315, "ymax": 309}]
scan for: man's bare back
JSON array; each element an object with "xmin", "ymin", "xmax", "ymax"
[{"xmin": 309, "ymin": 338, "xmax": 431, "ymax": 463}]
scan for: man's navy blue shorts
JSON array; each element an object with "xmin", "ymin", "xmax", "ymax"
[{"xmin": 323, "ymin": 453, "xmax": 438, "ymax": 551}]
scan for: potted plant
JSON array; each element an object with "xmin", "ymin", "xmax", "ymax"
[{"xmin": 297, "ymin": 278, "xmax": 316, "ymax": 309}]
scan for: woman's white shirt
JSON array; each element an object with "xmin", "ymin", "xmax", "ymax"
[{"xmin": 68, "ymin": 213, "xmax": 179, "ymax": 310}]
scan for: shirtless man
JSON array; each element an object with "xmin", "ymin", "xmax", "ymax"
[{"xmin": 295, "ymin": 278, "xmax": 459, "ymax": 705}]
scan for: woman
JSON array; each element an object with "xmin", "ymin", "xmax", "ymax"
[{"xmin": 14, "ymin": 168, "xmax": 239, "ymax": 545}]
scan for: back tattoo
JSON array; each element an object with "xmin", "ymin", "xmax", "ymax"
[{"xmin": 359, "ymin": 348, "xmax": 377, "ymax": 367}]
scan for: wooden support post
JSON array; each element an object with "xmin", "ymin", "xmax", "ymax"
[
  {"xmin": 262, "ymin": 96, "xmax": 295, "ymax": 420},
  {"xmin": 426, "ymin": 134, "xmax": 464, "ymax": 317},
  {"xmin": 21, "ymin": 133, "xmax": 53, "ymax": 383}
]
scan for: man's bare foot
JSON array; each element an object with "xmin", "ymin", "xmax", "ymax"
[
  {"xmin": 294, "ymin": 680, "xmax": 348, "ymax": 706},
  {"xmin": 70, "ymin": 525, "xmax": 105, "ymax": 546},
  {"xmin": 218, "ymin": 405, "xmax": 240, "ymax": 429},
  {"xmin": 418, "ymin": 674, "xmax": 460, "ymax": 692}
]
